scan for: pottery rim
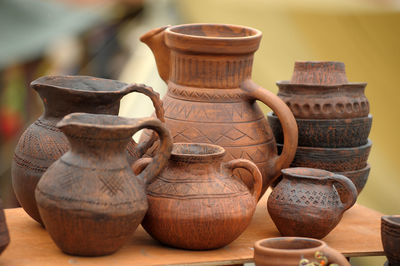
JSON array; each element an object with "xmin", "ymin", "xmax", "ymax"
[
  {"xmin": 278, "ymin": 139, "xmax": 372, "ymax": 152},
  {"xmin": 281, "ymin": 167, "xmax": 335, "ymax": 181},
  {"xmin": 382, "ymin": 215, "xmax": 400, "ymax": 227},
  {"xmin": 268, "ymin": 112, "xmax": 373, "ymax": 123},
  {"xmin": 170, "ymin": 143, "xmax": 226, "ymax": 163},
  {"xmin": 254, "ymin": 237, "xmax": 326, "ymax": 254}
]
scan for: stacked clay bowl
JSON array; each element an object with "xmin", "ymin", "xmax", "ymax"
[{"xmin": 268, "ymin": 61, "xmax": 372, "ymax": 194}]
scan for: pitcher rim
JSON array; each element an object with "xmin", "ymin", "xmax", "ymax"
[
  {"xmin": 254, "ymin": 237, "xmax": 325, "ymax": 253},
  {"xmin": 170, "ymin": 142, "xmax": 226, "ymax": 162},
  {"xmin": 281, "ymin": 167, "xmax": 335, "ymax": 181}
]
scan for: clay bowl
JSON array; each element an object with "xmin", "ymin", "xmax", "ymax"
[
  {"xmin": 381, "ymin": 215, "xmax": 400, "ymax": 265},
  {"xmin": 277, "ymin": 139, "xmax": 372, "ymax": 172},
  {"xmin": 268, "ymin": 112, "xmax": 372, "ymax": 148},
  {"xmin": 335, "ymin": 164, "xmax": 370, "ymax": 194}
]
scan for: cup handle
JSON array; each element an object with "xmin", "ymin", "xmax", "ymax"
[
  {"xmin": 330, "ymin": 173, "xmax": 358, "ymax": 211},
  {"xmin": 321, "ymin": 245, "xmax": 351, "ymax": 266},
  {"xmin": 222, "ymin": 159, "xmax": 262, "ymax": 201},
  {"xmin": 129, "ymin": 117, "xmax": 172, "ymax": 184},
  {"xmin": 240, "ymin": 79, "xmax": 298, "ymax": 187},
  {"xmin": 123, "ymin": 83, "xmax": 165, "ymax": 157}
]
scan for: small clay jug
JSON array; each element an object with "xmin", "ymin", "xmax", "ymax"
[
  {"xmin": 277, "ymin": 61, "xmax": 369, "ymax": 119},
  {"xmin": 254, "ymin": 237, "xmax": 350, "ymax": 266},
  {"xmin": 140, "ymin": 24, "xmax": 298, "ymax": 197},
  {"xmin": 12, "ymin": 75, "xmax": 164, "ymax": 225},
  {"xmin": 268, "ymin": 168, "xmax": 357, "ymax": 239},
  {"xmin": 35, "ymin": 113, "xmax": 172, "ymax": 256},
  {"xmin": 381, "ymin": 215, "xmax": 400, "ymax": 266},
  {"xmin": 132, "ymin": 143, "xmax": 262, "ymax": 250},
  {"xmin": 0, "ymin": 200, "xmax": 10, "ymax": 255}
]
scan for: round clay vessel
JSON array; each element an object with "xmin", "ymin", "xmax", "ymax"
[
  {"xmin": 254, "ymin": 237, "xmax": 350, "ymax": 266},
  {"xmin": 277, "ymin": 139, "xmax": 371, "ymax": 172},
  {"xmin": 12, "ymin": 75, "xmax": 164, "ymax": 225},
  {"xmin": 268, "ymin": 112, "xmax": 372, "ymax": 148},
  {"xmin": 276, "ymin": 61, "xmax": 369, "ymax": 119},
  {"xmin": 335, "ymin": 164, "xmax": 370, "ymax": 194},
  {"xmin": 0, "ymin": 200, "xmax": 10, "ymax": 254},
  {"xmin": 381, "ymin": 215, "xmax": 400, "ymax": 265},
  {"xmin": 268, "ymin": 167, "xmax": 357, "ymax": 239},
  {"xmin": 35, "ymin": 113, "xmax": 172, "ymax": 256},
  {"xmin": 132, "ymin": 143, "xmax": 262, "ymax": 250},
  {"xmin": 140, "ymin": 23, "xmax": 298, "ymax": 197}
]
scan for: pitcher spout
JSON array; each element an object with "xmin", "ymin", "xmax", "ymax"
[{"xmin": 140, "ymin": 26, "xmax": 170, "ymax": 83}]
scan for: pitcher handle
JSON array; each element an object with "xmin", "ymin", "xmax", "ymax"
[
  {"xmin": 123, "ymin": 83, "xmax": 165, "ymax": 156},
  {"xmin": 241, "ymin": 80, "xmax": 298, "ymax": 184},
  {"xmin": 329, "ymin": 173, "xmax": 358, "ymax": 211},
  {"xmin": 129, "ymin": 118, "xmax": 172, "ymax": 184},
  {"xmin": 222, "ymin": 159, "xmax": 262, "ymax": 201}
]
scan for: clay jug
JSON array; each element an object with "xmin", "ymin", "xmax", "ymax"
[
  {"xmin": 35, "ymin": 113, "xmax": 172, "ymax": 256},
  {"xmin": 132, "ymin": 143, "xmax": 262, "ymax": 250},
  {"xmin": 254, "ymin": 237, "xmax": 350, "ymax": 266},
  {"xmin": 268, "ymin": 168, "xmax": 357, "ymax": 239},
  {"xmin": 140, "ymin": 24, "xmax": 298, "ymax": 196},
  {"xmin": 0, "ymin": 200, "xmax": 10, "ymax": 255},
  {"xmin": 12, "ymin": 75, "xmax": 164, "ymax": 225}
]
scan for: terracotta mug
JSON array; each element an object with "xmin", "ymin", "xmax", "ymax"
[
  {"xmin": 381, "ymin": 215, "xmax": 400, "ymax": 265},
  {"xmin": 254, "ymin": 237, "xmax": 350, "ymax": 266}
]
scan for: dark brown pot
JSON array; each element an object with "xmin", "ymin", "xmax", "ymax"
[
  {"xmin": 276, "ymin": 61, "xmax": 369, "ymax": 119},
  {"xmin": 268, "ymin": 112, "xmax": 372, "ymax": 148},
  {"xmin": 0, "ymin": 200, "xmax": 10, "ymax": 255},
  {"xmin": 335, "ymin": 164, "xmax": 370, "ymax": 194},
  {"xmin": 254, "ymin": 237, "xmax": 350, "ymax": 266},
  {"xmin": 277, "ymin": 140, "xmax": 371, "ymax": 172},
  {"xmin": 381, "ymin": 215, "xmax": 400, "ymax": 265},
  {"xmin": 268, "ymin": 168, "xmax": 357, "ymax": 239},
  {"xmin": 140, "ymin": 24, "xmax": 298, "ymax": 197},
  {"xmin": 35, "ymin": 113, "xmax": 172, "ymax": 256},
  {"xmin": 12, "ymin": 75, "xmax": 164, "ymax": 225},
  {"xmin": 132, "ymin": 143, "xmax": 262, "ymax": 250}
]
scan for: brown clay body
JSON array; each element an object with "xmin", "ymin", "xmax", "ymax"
[
  {"xmin": 381, "ymin": 215, "xmax": 400, "ymax": 265},
  {"xmin": 277, "ymin": 140, "xmax": 371, "ymax": 172},
  {"xmin": 268, "ymin": 168, "xmax": 357, "ymax": 239},
  {"xmin": 12, "ymin": 75, "xmax": 164, "ymax": 224},
  {"xmin": 277, "ymin": 61, "xmax": 369, "ymax": 119},
  {"xmin": 140, "ymin": 24, "xmax": 298, "ymax": 196},
  {"xmin": 254, "ymin": 237, "xmax": 350, "ymax": 266},
  {"xmin": 132, "ymin": 143, "xmax": 262, "ymax": 250},
  {"xmin": 35, "ymin": 113, "xmax": 172, "ymax": 256},
  {"xmin": 0, "ymin": 200, "xmax": 10, "ymax": 254},
  {"xmin": 268, "ymin": 112, "xmax": 372, "ymax": 148}
]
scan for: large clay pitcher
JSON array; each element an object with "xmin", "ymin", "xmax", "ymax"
[
  {"xmin": 35, "ymin": 113, "xmax": 172, "ymax": 256},
  {"xmin": 12, "ymin": 75, "xmax": 164, "ymax": 225},
  {"xmin": 140, "ymin": 24, "xmax": 298, "ymax": 195}
]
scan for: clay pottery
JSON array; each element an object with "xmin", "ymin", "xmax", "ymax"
[
  {"xmin": 132, "ymin": 143, "xmax": 262, "ymax": 250},
  {"xmin": 140, "ymin": 24, "xmax": 298, "ymax": 197},
  {"xmin": 268, "ymin": 112, "xmax": 372, "ymax": 148},
  {"xmin": 35, "ymin": 113, "xmax": 172, "ymax": 256},
  {"xmin": 381, "ymin": 215, "xmax": 400, "ymax": 265},
  {"xmin": 335, "ymin": 164, "xmax": 370, "ymax": 194},
  {"xmin": 0, "ymin": 200, "xmax": 10, "ymax": 254},
  {"xmin": 268, "ymin": 167, "xmax": 357, "ymax": 239},
  {"xmin": 254, "ymin": 237, "xmax": 350, "ymax": 266},
  {"xmin": 277, "ymin": 61, "xmax": 369, "ymax": 119},
  {"xmin": 12, "ymin": 75, "xmax": 164, "ymax": 225},
  {"xmin": 277, "ymin": 139, "xmax": 371, "ymax": 172}
]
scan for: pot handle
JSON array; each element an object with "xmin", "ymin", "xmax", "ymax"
[
  {"xmin": 320, "ymin": 245, "xmax": 351, "ymax": 266},
  {"xmin": 222, "ymin": 159, "xmax": 262, "ymax": 201},
  {"xmin": 329, "ymin": 173, "xmax": 358, "ymax": 211},
  {"xmin": 123, "ymin": 83, "xmax": 165, "ymax": 156},
  {"xmin": 129, "ymin": 118, "xmax": 172, "ymax": 185}
]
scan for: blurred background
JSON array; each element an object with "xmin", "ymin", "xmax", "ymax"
[{"xmin": 0, "ymin": 0, "xmax": 399, "ymax": 264}]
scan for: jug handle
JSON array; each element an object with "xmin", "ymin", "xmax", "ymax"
[
  {"xmin": 123, "ymin": 83, "xmax": 165, "ymax": 156},
  {"xmin": 129, "ymin": 118, "xmax": 172, "ymax": 185},
  {"xmin": 320, "ymin": 245, "xmax": 351, "ymax": 266},
  {"xmin": 241, "ymin": 80, "xmax": 298, "ymax": 184},
  {"xmin": 329, "ymin": 173, "xmax": 358, "ymax": 211},
  {"xmin": 222, "ymin": 159, "xmax": 262, "ymax": 201}
]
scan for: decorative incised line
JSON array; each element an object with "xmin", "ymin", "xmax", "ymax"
[
  {"xmin": 13, "ymin": 153, "xmax": 48, "ymax": 172},
  {"xmin": 34, "ymin": 119, "xmax": 60, "ymax": 132},
  {"xmin": 167, "ymin": 84, "xmax": 247, "ymax": 102}
]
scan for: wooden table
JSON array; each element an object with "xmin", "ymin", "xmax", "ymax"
[{"xmin": 1, "ymin": 193, "xmax": 384, "ymax": 265}]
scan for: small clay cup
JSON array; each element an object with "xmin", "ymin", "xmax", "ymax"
[
  {"xmin": 381, "ymin": 215, "xmax": 400, "ymax": 265},
  {"xmin": 254, "ymin": 237, "xmax": 350, "ymax": 266},
  {"xmin": 268, "ymin": 112, "xmax": 372, "ymax": 148},
  {"xmin": 335, "ymin": 164, "xmax": 370, "ymax": 194},
  {"xmin": 277, "ymin": 140, "xmax": 372, "ymax": 172},
  {"xmin": 0, "ymin": 200, "xmax": 10, "ymax": 254}
]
